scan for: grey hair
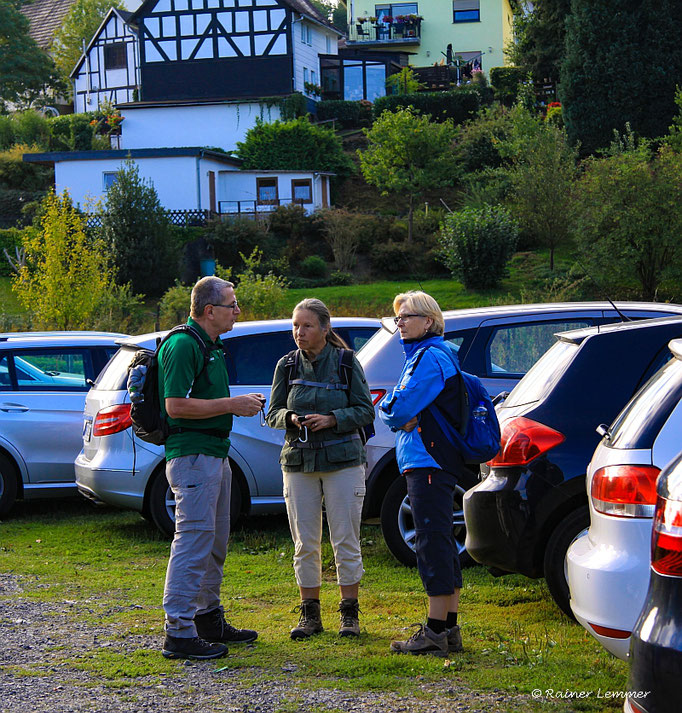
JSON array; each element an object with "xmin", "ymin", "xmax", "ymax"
[
  {"xmin": 190, "ymin": 276, "xmax": 234, "ymax": 318},
  {"xmin": 293, "ymin": 298, "xmax": 349, "ymax": 349},
  {"xmin": 393, "ymin": 291, "xmax": 445, "ymax": 336}
]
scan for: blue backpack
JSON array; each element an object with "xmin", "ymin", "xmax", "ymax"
[{"xmin": 422, "ymin": 345, "xmax": 501, "ymax": 464}]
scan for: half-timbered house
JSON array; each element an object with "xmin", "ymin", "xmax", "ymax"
[{"xmin": 71, "ymin": 8, "xmax": 140, "ymax": 114}]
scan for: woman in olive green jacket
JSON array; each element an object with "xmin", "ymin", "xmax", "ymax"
[{"xmin": 266, "ymin": 298, "xmax": 374, "ymax": 641}]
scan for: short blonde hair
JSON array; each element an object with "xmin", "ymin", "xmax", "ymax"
[{"xmin": 393, "ymin": 291, "xmax": 444, "ymax": 336}]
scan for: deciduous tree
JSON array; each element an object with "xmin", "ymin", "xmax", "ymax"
[
  {"xmin": 12, "ymin": 191, "xmax": 112, "ymax": 329},
  {"xmin": 358, "ymin": 107, "xmax": 458, "ymax": 241}
]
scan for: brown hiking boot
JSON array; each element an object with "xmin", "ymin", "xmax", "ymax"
[
  {"xmin": 447, "ymin": 625, "xmax": 463, "ymax": 653},
  {"xmin": 290, "ymin": 598, "xmax": 323, "ymax": 640},
  {"xmin": 338, "ymin": 598, "xmax": 360, "ymax": 637},
  {"xmin": 390, "ymin": 624, "xmax": 448, "ymax": 657}
]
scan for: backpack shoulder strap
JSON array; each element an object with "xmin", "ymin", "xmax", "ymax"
[
  {"xmin": 284, "ymin": 349, "xmax": 299, "ymax": 396},
  {"xmin": 338, "ymin": 349, "xmax": 354, "ymax": 389},
  {"xmin": 158, "ymin": 324, "xmax": 212, "ymax": 380}
]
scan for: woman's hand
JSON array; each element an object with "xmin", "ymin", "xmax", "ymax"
[
  {"xmin": 400, "ymin": 416, "xmax": 419, "ymax": 432},
  {"xmin": 297, "ymin": 413, "xmax": 337, "ymax": 431}
]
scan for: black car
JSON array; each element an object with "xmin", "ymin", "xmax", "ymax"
[
  {"xmin": 626, "ymin": 450, "xmax": 682, "ymax": 713},
  {"xmin": 463, "ymin": 316, "xmax": 682, "ymax": 618}
]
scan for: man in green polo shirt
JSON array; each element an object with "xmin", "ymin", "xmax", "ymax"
[{"xmin": 160, "ymin": 276, "xmax": 265, "ymax": 661}]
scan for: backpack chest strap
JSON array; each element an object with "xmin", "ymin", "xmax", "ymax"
[{"xmin": 289, "ymin": 378, "xmax": 349, "ymax": 390}]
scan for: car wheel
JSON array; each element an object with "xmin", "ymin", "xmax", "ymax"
[
  {"xmin": 379, "ymin": 475, "xmax": 472, "ymax": 568},
  {"xmin": 148, "ymin": 463, "xmax": 243, "ymax": 539},
  {"xmin": 0, "ymin": 453, "xmax": 18, "ymax": 518},
  {"xmin": 543, "ymin": 505, "xmax": 590, "ymax": 620}
]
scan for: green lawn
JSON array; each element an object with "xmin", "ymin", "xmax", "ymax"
[{"xmin": 1, "ymin": 498, "xmax": 628, "ymax": 711}]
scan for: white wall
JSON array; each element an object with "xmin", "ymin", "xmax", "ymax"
[
  {"xmin": 55, "ymin": 155, "xmax": 238, "ymax": 211},
  {"xmin": 291, "ymin": 18, "xmax": 337, "ymax": 97},
  {"xmin": 120, "ymin": 102, "xmax": 283, "ymax": 152}
]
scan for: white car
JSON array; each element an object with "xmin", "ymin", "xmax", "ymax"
[
  {"xmin": 566, "ymin": 338, "xmax": 682, "ymax": 659},
  {"xmin": 0, "ymin": 331, "xmax": 126, "ymax": 516},
  {"xmin": 74, "ymin": 318, "xmax": 380, "ymax": 536}
]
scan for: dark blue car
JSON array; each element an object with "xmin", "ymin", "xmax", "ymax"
[{"xmin": 464, "ymin": 316, "xmax": 682, "ymax": 618}]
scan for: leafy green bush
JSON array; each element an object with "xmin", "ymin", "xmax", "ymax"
[
  {"xmin": 300, "ymin": 255, "xmax": 327, "ymax": 278},
  {"xmin": 159, "ymin": 281, "xmax": 192, "ymax": 329},
  {"xmin": 10, "ymin": 111, "xmax": 50, "ymax": 149},
  {"xmin": 329, "ymin": 270, "xmax": 354, "ymax": 286},
  {"xmin": 91, "ymin": 283, "xmax": 145, "ymax": 333},
  {"xmin": 0, "ymin": 188, "xmax": 48, "ymax": 228},
  {"xmin": 236, "ymin": 117, "xmax": 354, "ymax": 178},
  {"xmin": 490, "ymin": 67, "xmax": 526, "ymax": 105},
  {"xmin": 438, "ymin": 205, "xmax": 519, "ymax": 289},
  {"xmin": 454, "ymin": 105, "xmax": 513, "ymax": 173},
  {"xmin": 0, "ymin": 144, "xmax": 54, "ymax": 191},
  {"xmin": 373, "ymin": 89, "xmax": 479, "ymax": 125},
  {"xmin": 210, "ymin": 216, "xmax": 270, "ymax": 273},
  {"xmin": 48, "ymin": 113, "xmax": 96, "ymax": 151},
  {"xmin": 233, "ymin": 248, "xmax": 289, "ymax": 320},
  {"xmin": 316, "ymin": 100, "xmax": 373, "ymax": 129},
  {"xmin": 0, "ymin": 116, "xmax": 14, "ymax": 150},
  {"xmin": 370, "ymin": 240, "xmax": 422, "ymax": 278}
]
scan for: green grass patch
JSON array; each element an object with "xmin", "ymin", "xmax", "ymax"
[{"xmin": 1, "ymin": 498, "xmax": 628, "ymax": 710}]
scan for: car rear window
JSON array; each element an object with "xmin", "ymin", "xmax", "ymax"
[
  {"xmin": 608, "ymin": 356, "xmax": 682, "ymax": 450},
  {"xmin": 94, "ymin": 346, "xmax": 136, "ymax": 391},
  {"xmin": 503, "ymin": 339, "xmax": 579, "ymax": 408}
]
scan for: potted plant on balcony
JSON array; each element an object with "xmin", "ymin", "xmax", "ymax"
[{"xmin": 403, "ymin": 14, "xmax": 422, "ymax": 37}]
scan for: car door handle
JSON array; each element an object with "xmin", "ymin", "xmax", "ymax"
[{"xmin": 0, "ymin": 402, "xmax": 30, "ymax": 413}]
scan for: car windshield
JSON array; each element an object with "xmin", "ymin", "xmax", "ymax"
[
  {"xmin": 608, "ymin": 356, "xmax": 682, "ymax": 450},
  {"xmin": 503, "ymin": 339, "xmax": 578, "ymax": 408}
]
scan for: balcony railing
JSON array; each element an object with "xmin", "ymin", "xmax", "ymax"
[
  {"xmin": 348, "ymin": 19, "xmax": 421, "ymax": 44},
  {"xmin": 217, "ymin": 198, "xmax": 308, "ymax": 216}
]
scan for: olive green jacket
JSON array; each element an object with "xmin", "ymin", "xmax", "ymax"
[{"xmin": 266, "ymin": 342, "xmax": 375, "ymax": 473}]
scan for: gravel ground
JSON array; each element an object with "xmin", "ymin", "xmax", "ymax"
[{"xmin": 0, "ymin": 574, "xmax": 533, "ymax": 713}]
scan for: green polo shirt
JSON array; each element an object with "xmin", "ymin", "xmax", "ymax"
[{"xmin": 158, "ymin": 318, "xmax": 232, "ymax": 461}]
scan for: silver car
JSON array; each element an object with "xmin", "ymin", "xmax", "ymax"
[
  {"xmin": 0, "ymin": 331, "xmax": 126, "ymax": 516},
  {"xmin": 74, "ymin": 318, "xmax": 380, "ymax": 536},
  {"xmin": 357, "ymin": 301, "xmax": 682, "ymax": 567}
]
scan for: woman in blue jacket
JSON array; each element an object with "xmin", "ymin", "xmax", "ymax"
[{"xmin": 379, "ymin": 290, "xmax": 466, "ymax": 657}]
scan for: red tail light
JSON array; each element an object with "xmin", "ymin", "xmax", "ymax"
[
  {"xmin": 487, "ymin": 417, "xmax": 564, "ymax": 467},
  {"xmin": 591, "ymin": 465, "xmax": 660, "ymax": 518},
  {"xmin": 651, "ymin": 495, "xmax": 682, "ymax": 577},
  {"xmin": 588, "ymin": 623, "xmax": 631, "ymax": 639},
  {"xmin": 93, "ymin": 404, "xmax": 132, "ymax": 437},
  {"xmin": 370, "ymin": 389, "xmax": 386, "ymax": 406}
]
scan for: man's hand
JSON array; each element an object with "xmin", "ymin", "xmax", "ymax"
[
  {"xmin": 228, "ymin": 394, "xmax": 265, "ymax": 417},
  {"xmin": 400, "ymin": 416, "xmax": 419, "ymax": 432}
]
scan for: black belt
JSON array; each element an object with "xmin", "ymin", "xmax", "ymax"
[{"xmin": 290, "ymin": 434, "xmax": 361, "ymax": 450}]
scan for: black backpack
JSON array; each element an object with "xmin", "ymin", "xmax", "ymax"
[
  {"xmin": 127, "ymin": 325, "xmax": 212, "ymax": 446},
  {"xmin": 284, "ymin": 348, "xmax": 375, "ymax": 444}
]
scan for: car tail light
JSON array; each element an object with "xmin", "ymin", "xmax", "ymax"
[
  {"xmin": 370, "ymin": 389, "xmax": 386, "ymax": 406},
  {"xmin": 93, "ymin": 404, "xmax": 132, "ymax": 437},
  {"xmin": 591, "ymin": 465, "xmax": 660, "ymax": 518},
  {"xmin": 487, "ymin": 417, "xmax": 565, "ymax": 467},
  {"xmin": 588, "ymin": 622, "xmax": 631, "ymax": 639},
  {"xmin": 651, "ymin": 494, "xmax": 682, "ymax": 577}
]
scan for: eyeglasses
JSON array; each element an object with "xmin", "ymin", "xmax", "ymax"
[
  {"xmin": 393, "ymin": 314, "xmax": 424, "ymax": 324},
  {"xmin": 213, "ymin": 301, "xmax": 239, "ymax": 311}
]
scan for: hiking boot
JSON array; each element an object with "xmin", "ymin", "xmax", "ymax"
[
  {"xmin": 338, "ymin": 598, "xmax": 361, "ymax": 638},
  {"xmin": 194, "ymin": 607, "xmax": 258, "ymax": 644},
  {"xmin": 447, "ymin": 625, "xmax": 463, "ymax": 653},
  {"xmin": 162, "ymin": 634, "xmax": 228, "ymax": 660},
  {"xmin": 389, "ymin": 624, "xmax": 448, "ymax": 657},
  {"xmin": 290, "ymin": 598, "xmax": 323, "ymax": 640}
]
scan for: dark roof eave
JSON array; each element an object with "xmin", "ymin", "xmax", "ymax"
[{"xmin": 22, "ymin": 148, "xmax": 244, "ymax": 165}]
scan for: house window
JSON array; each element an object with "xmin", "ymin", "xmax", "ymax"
[
  {"xmin": 342, "ymin": 59, "xmax": 386, "ymax": 101},
  {"xmin": 453, "ymin": 0, "xmax": 480, "ymax": 23},
  {"xmin": 311, "ymin": 70, "xmax": 317, "ymax": 85},
  {"xmin": 375, "ymin": 3, "xmax": 418, "ymax": 19},
  {"xmin": 103, "ymin": 172, "xmax": 118, "ymax": 191},
  {"xmin": 104, "ymin": 43, "xmax": 127, "ymax": 70},
  {"xmin": 326, "ymin": 35, "xmax": 332, "ymax": 53},
  {"xmin": 257, "ymin": 177, "xmax": 278, "ymax": 205},
  {"xmin": 301, "ymin": 23, "xmax": 312, "ymax": 45},
  {"xmin": 291, "ymin": 179, "xmax": 312, "ymax": 204}
]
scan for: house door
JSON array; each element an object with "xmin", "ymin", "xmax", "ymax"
[{"xmin": 208, "ymin": 171, "xmax": 216, "ymax": 213}]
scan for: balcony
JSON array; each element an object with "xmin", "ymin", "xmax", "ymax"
[{"xmin": 347, "ymin": 17, "xmax": 422, "ymax": 46}]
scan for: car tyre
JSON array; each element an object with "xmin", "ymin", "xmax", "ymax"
[
  {"xmin": 0, "ymin": 453, "xmax": 18, "ymax": 518},
  {"xmin": 148, "ymin": 463, "xmax": 243, "ymax": 539},
  {"xmin": 543, "ymin": 504, "xmax": 590, "ymax": 620},
  {"xmin": 379, "ymin": 475, "xmax": 472, "ymax": 568}
]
